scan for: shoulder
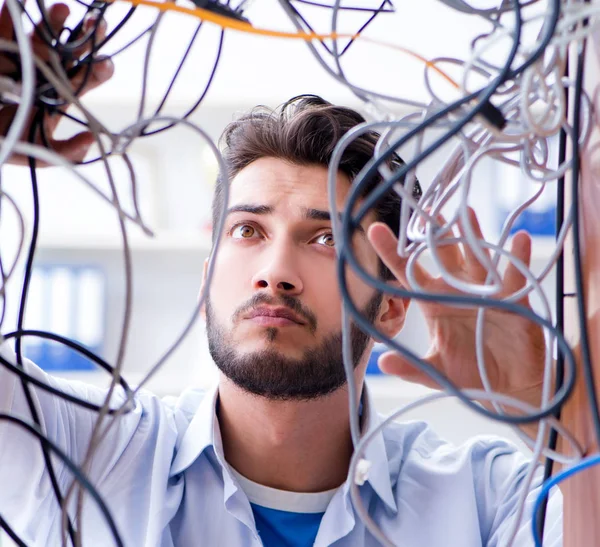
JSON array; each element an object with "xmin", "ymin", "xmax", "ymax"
[
  {"xmin": 380, "ymin": 420, "xmax": 549, "ymax": 543},
  {"xmin": 159, "ymin": 387, "xmax": 212, "ymax": 435},
  {"xmin": 381, "ymin": 418, "xmax": 532, "ymax": 486}
]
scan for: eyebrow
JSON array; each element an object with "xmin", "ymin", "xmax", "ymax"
[
  {"xmin": 227, "ymin": 204, "xmax": 274, "ymax": 216},
  {"xmin": 303, "ymin": 208, "xmax": 366, "ymax": 235},
  {"xmin": 226, "ymin": 204, "xmax": 365, "ymax": 235}
]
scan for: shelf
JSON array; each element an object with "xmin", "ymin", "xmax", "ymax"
[{"xmin": 37, "ymin": 232, "xmax": 213, "ymax": 254}]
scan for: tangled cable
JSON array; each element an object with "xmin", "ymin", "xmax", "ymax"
[{"xmin": 0, "ymin": 0, "xmax": 599, "ymax": 545}]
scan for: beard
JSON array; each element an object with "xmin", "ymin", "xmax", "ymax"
[{"xmin": 205, "ymin": 291, "xmax": 382, "ymax": 401}]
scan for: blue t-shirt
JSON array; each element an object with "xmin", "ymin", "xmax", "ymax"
[
  {"xmin": 251, "ymin": 504, "xmax": 325, "ymax": 547},
  {"xmin": 229, "ymin": 466, "xmax": 337, "ymax": 547}
]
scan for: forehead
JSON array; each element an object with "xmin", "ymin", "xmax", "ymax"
[{"xmin": 228, "ymin": 157, "xmax": 351, "ymax": 212}]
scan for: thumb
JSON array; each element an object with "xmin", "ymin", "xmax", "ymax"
[
  {"xmin": 50, "ymin": 131, "xmax": 95, "ymax": 164},
  {"xmin": 378, "ymin": 350, "xmax": 442, "ymax": 390}
]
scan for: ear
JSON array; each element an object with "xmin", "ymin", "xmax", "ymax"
[
  {"xmin": 374, "ymin": 280, "xmax": 410, "ymax": 340},
  {"xmin": 199, "ymin": 257, "xmax": 210, "ymax": 320}
]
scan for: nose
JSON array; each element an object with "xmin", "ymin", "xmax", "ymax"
[{"xmin": 251, "ymin": 242, "xmax": 303, "ymax": 296}]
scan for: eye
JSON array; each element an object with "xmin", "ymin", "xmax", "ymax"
[
  {"xmin": 231, "ymin": 224, "xmax": 259, "ymax": 239},
  {"xmin": 314, "ymin": 232, "xmax": 335, "ymax": 248}
]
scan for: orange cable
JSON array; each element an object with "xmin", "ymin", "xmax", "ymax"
[{"xmin": 106, "ymin": 0, "xmax": 459, "ymax": 89}]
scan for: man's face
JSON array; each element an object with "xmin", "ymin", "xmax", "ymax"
[{"xmin": 204, "ymin": 157, "xmax": 384, "ymax": 400}]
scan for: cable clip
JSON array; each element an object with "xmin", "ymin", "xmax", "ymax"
[{"xmin": 354, "ymin": 458, "xmax": 372, "ymax": 485}]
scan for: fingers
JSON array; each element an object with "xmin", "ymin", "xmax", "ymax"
[
  {"xmin": 0, "ymin": 1, "xmax": 14, "ymax": 41},
  {"xmin": 504, "ymin": 230, "xmax": 532, "ymax": 302},
  {"xmin": 47, "ymin": 3, "xmax": 70, "ymax": 36},
  {"xmin": 430, "ymin": 214, "xmax": 464, "ymax": 275},
  {"xmin": 64, "ymin": 17, "xmax": 113, "ymax": 98},
  {"xmin": 69, "ymin": 56, "xmax": 114, "ymax": 96},
  {"xmin": 368, "ymin": 221, "xmax": 431, "ymax": 289},
  {"xmin": 49, "ymin": 131, "xmax": 95, "ymax": 164},
  {"xmin": 72, "ymin": 17, "xmax": 108, "ymax": 60},
  {"xmin": 457, "ymin": 206, "xmax": 492, "ymax": 282},
  {"xmin": 32, "ymin": 3, "xmax": 70, "ymax": 54},
  {"xmin": 378, "ymin": 351, "xmax": 441, "ymax": 389},
  {"xmin": 4, "ymin": 130, "xmax": 95, "ymax": 167}
]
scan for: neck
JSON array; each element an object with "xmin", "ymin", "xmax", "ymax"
[{"xmin": 217, "ymin": 375, "xmax": 364, "ymax": 493}]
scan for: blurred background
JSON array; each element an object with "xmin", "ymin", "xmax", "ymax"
[{"xmin": 1, "ymin": 0, "xmax": 558, "ymax": 455}]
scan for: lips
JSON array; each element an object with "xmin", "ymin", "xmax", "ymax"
[{"xmin": 245, "ymin": 307, "xmax": 305, "ymax": 325}]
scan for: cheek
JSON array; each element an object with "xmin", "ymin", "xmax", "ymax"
[
  {"xmin": 304, "ymin": 266, "xmax": 343, "ymax": 325},
  {"xmin": 209, "ymin": 250, "xmax": 252, "ymax": 304},
  {"xmin": 341, "ymin": 259, "xmax": 379, "ymax": 311}
]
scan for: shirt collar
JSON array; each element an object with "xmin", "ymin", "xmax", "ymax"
[
  {"xmin": 170, "ymin": 384, "xmax": 220, "ymax": 477},
  {"xmin": 354, "ymin": 383, "xmax": 398, "ymax": 513},
  {"xmin": 170, "ymin": 382, "xmax": 397, "ymax": 513}
]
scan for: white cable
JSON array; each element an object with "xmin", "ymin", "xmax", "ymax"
[
  {"xmin": 348, "ymin": 387, "xmax": 583, "ymax": 547},
  {"xmin": 0, "ymin": 0, "xmax": 36, "ymax": 168}
]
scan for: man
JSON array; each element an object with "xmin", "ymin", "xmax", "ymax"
[{"xmin": 0, "ymin": 4, "xmax": 561, "ymax": 546}]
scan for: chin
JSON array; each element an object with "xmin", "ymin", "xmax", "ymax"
[{"xmin": 242, "ymin": 338, "xmax": 304, "ymax": 357}]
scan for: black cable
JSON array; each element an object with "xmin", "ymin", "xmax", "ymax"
[
  {"xmin": 98, "ymin": 23, "xmax": 154, "ymax": 61},
  {"xmin": 34, "ymin": 4, "xmax": 139, "ymax": 108},
  {"xmin": 536, "ymin": 72, "xmax": 569, "ymax": 544},
  {"xmin": 0, "ymin": 413, "xmax": 124, "ymax": 547},
  {"xmin": 0, "ymin": 513, "xmax": 27, "ymax": 547},
  {"xmin": 285, "ymin": 0, "xmax": 394, "ymax": 60},
  {"xmin": 10, "ymin": 110, "xmax": 78, "ymax": 546},
  {"xmin": 52, "ymin": 108, "xmax": 91, "ymax": 129},
  {"xmin": 151, "ymin": 21, "xmax": 204, "ymax": 118},
  {"xmin": 1, "ymin": 330, "xmax": 135, "ymax": 413},
  {"xmin": 33, "ymin": 0, "xmax": 61, "ymax": 45},
  {"xmin": 76, "ymin": 6, "xmax": 138, "ymax": 57},
  {"xmin": 67, "ymin": 7, "xmax": 106, "ymax": 99},
  {"xmin": 292, "ymin": 1, "xmax": 333, "ymax": 55},
  {"xmin": 344, "ymin": 0, "xmax": 560, "ymax": 209},
  {"xmin": 570, "ymin": 35, "xmax": 600, "ymax": 446},
  {"xmin": 338, "ymin": 224, "xmax": 576, "ymax": 423},
  {"xmin": 18, "ymin": 0, "xmax": 222, "ymax": 146},
  {"xmin": 338, "ymin": 0, "xmax": 390, "ymax": 57},
  {"xmin": 292, "ymin": 0, "xmax": 394, "ymax": 12},
  {"xmin": 0, "ymin": 1, "xmax": 223, "ymax": 543},
  {"xmin": 38, "ymin": 9, "xmax": 106, "ymax": 107},
  {"xmin": 337, "ymin": 0, "xmax": 579, "ymax": 427},
  {"xmin": 140, "ymin": 29, "xmax": 225, "ymax": 137},
  {"xmin": 56, "ymin": 24, "xmax": 224, "ymax": 147},
  {"xmin": 0, "ymin": 254, "xmax": 7, "ymax": 328}
]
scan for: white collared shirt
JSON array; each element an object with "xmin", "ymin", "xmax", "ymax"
[{"xmin": 0, "ymin": 343, "xmax": 562, "ymax": 546}]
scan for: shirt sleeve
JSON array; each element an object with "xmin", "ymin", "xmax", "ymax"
[
  {"xmin": 475, "ymin": 437, "xmax": 563, "ymax": 547},
  {"xmin": 0, "ymin": 341, "xmax": 169, "ymax": 543}
]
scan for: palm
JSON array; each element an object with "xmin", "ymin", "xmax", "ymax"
[
  {"xmin": 0, "ymin": 2, "xmax": 113, "ymax": 165},
  {"xmin": 368, "ymin": 208, "xmax": 546, "ymax": 400}
]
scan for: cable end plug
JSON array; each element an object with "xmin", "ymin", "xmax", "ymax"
[
  {"xmin": 190, "ymin": 0, "xmax": 251, "ymax": 23},
  {"xmin": 354, "ymin": 458, "xmax": 372, "ymax": 486},
  {"xmin": 479, "ymin": 100, "xmax": 506, "ymax": 130}
]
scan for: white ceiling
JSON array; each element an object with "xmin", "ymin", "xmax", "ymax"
[{"xmin": 77, "ymin": 0, "xmax": 501, "ymax": 109}]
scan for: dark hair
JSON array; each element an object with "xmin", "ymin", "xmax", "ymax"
[{"xmin": 212, "ymin": 95, "xmax": 422, "ymax": 280}]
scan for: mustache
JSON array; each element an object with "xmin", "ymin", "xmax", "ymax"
[{"xmin": 233, "ymin": 293, "xmax": 318, "ymax": 333}]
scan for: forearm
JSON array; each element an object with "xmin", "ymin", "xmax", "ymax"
[
  {"xmin": 558, "ymin": 371, "xmax": 600, "ymax": 547},
  {"xmin": 559, "ymin": 24, "xmax": 600, "ymax": 544},
  {"xmin": 479, "ymin": 380, "xmax": 547, "ymax": 464}
]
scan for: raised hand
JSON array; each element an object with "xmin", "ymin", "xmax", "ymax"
[
  {"xmin": 0, "ymin": 2, "xmax": 114, "ymax": 165},
  {"xmin": 367, "ymin": 207, "xmax": 546, "ymax": 407}
]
